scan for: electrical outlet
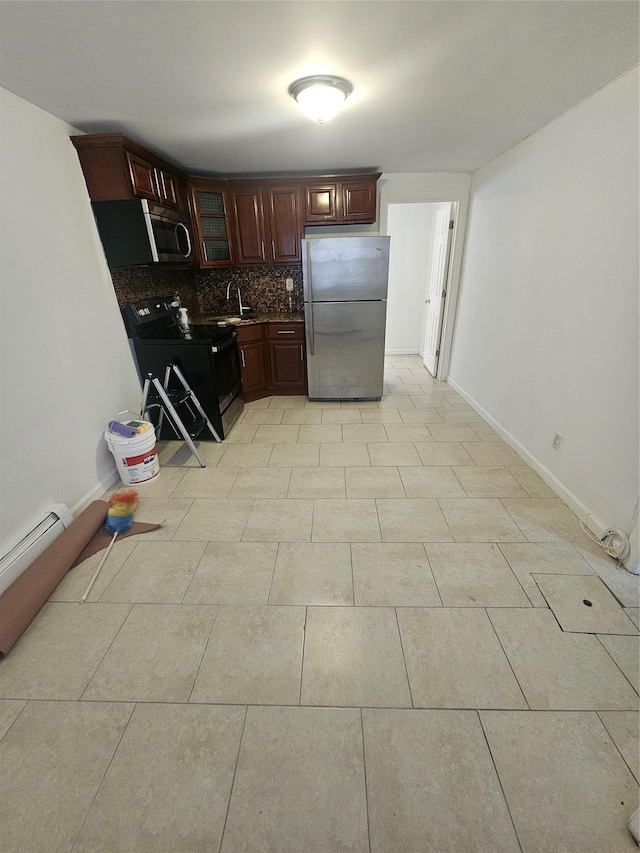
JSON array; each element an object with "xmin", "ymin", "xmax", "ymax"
[
  {"xmin": 552, "ymin": 432, "xmax": 563, "ymax": 450},
  {"xmin": 285, "ymin": 278, "xmax": 294, "ymax": 292}
]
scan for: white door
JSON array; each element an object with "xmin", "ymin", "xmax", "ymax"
[{"xmin": 423, "ymin": 204, "xmax": 453, "ymax": 376}]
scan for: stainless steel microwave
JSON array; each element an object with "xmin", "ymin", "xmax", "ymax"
[{"xmin": 91, "ymin": 198, "xmax": 193, "ymax": 267}]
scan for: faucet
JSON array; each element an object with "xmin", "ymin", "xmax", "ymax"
[
  {"xmin": 237, "ymin": 286, "xmax": 251, "ymax": 317},
  {"xmin": 225, "ymin": 282, "xmax": 250, "ymax": 317}
]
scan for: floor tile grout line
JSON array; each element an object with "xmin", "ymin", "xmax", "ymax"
[
  {"xmin": 348, "ymin": 543, "xmax": 356, "ymax": 606},
  {"xmin": 593, "ymin": 633, "xmax": 640, "ymax": 696},
  {"xmin": 394, "ymin": 607, "xmax": 416, "ymax": 709},
  {"xmin": 495, "ymin": 544, "xmax": 542, "ymax": 608},
  {"xmin": 217, "ymin": 704, "xmax": 249, "ymax": 853},
  {"xmin": 6, "ymin": 696, "xmax": 636, "ymax": 711},
  {"xmin": 174, "ymin": 541, "xmax": 209, "ymax": 605},
  {"xmin": 68, "ymin": 699, "xmax": 138, "ymax": 852},
  {"xmin": 0, "ymin": 698, "xmax": 29, "ymax": 744},
  {"xmin": 595, "ymin": 709, "xmax": 640, "ymax": 784},
  {"xmin": 298, "ymin": 605, "xmax": 308, "ymax": 706},
  {"xmin": 186, "ymin": 605, "xmax": 221, "ymax": 704},
  {"xmin": 359, "ymin": 707, "xmax": 373, "ymax": 853},
  {"xmin": 484, "ymin": 607, "xmax": 531, "ymax": 710},
  {"xmin": 265, "ymin": 542, "xmax": 281, "ymax": 605},
  {"xmin": 422, "ymin": 544, "xmax": 444, "ymax": 607},
  {"xmin": 476, "ymin": 710, "xmax": 525, "ymax": 853},
  {"xmin": 77, "ymin": 602, "xmax": 136, "ymax": 701}
]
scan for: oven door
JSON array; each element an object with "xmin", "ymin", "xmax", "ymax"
[{"xmin": 210, "ymin": 333, "xmax": 242, "ymax": 412}]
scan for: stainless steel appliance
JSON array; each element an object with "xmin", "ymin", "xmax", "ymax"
[
  {"xmin": 123, "ymin": 298, "xmax": 243, "ymax": 439},
  {"xmin": 92, "ymin": 199, "xmax": 193, "ymax": 267},
  {"xmin": 302, "ymin": 236, "xmax": 390, "ymax": 400}
]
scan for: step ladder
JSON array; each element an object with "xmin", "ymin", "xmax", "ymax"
[{"xmin": 141, "ymin": 362, "xmax": 221, "ymax": 468}]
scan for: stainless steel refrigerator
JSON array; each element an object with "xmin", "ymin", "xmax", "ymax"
[{"xmin": 303, "ymin": 236, "xmax": 390, "ymax": 400}]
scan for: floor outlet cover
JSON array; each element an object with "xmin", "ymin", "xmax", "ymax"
[{"xmin": 533, "ymin": 574, "xmax": 640, "ymax": 635}]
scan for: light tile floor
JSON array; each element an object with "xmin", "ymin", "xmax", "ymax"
[{"xmin": 1, "ymin": 355, "xmax": 639, "ymax": 852}]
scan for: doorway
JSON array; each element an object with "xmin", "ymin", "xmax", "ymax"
[{"xmin": 385, "ymin": 201, "xmax": 457, "ymax": 378}]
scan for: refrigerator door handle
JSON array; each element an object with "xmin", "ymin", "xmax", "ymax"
[
  {"xmin": 303, "ymin": 240, "xmax": 313, "ymax": 303},
  {"xmin": 306, "ymin": 303, "xmax": 315, "ymax": 356}
]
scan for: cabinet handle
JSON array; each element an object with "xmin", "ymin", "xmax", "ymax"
[
  {"xmin": 271, "ymin": 240, "xmax": 276, "ymax": 258},
  {"xmin": 278, "ymin": 330, "xmax": 296, "ymax": 334},
  {"xmin": 300, "ymin": 345, "xmax": 304, "ymax": 361},
  {"xmin": 260, "ymin": 241, "xmax": 265, "ymax": 259},
  {"xmin": 240, "ymin": 350, "xmax": 245, "ymax": 368}
]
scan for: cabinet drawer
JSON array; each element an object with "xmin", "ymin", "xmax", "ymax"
[
  {"xmin": 268, "ymin": 323, "xmax": 304, "ymax": 341},
  {"xmin": 236, "ymin": 323, "xmax": 265, "ymax": 344}
]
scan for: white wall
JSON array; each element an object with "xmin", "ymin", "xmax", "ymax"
[
  {"xmin": 0, "ymin": 89, "xmax": 142, "ymax": 557},
  {"xmin": 448, "ymin": 69, "xmax": 639, "ymax": 565},
  {"xmin": 385, "ymin": 203, "xmax": 436, "ymax": 354}
]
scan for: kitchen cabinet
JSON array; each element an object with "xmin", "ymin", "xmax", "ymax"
[
  {"xmin": 268, "ymin": 323, "xmax": 306, "ymax": 392},
  {"xmin": 189, "ymin": 178, "xmax": 235, "ymax": 267},
  {"xmin": 231, "ymin": 183, "xmax": 303, "ymax": 265},
  {"xmin": 236, "ymin": 323, "xmax": 270, "ymax": 401},
  {"xmin": 302, "ymin": 174, "xmax": 380, "ymax": 225},
  {"xmin": 235, "ymin": 321, "xmax": 306, "ymax": 401},
  {"xmin": 71, "ymin": 134, "xmax": 189, "ymax": 214}
]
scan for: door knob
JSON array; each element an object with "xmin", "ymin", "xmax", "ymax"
[{"xmin": 425, "ymin": 298, "xmax": 431, "ymax": 304}]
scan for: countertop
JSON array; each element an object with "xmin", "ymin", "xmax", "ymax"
[{"xmin": 193, "ymin": 312, "xmax": 304, "ymax": 327}]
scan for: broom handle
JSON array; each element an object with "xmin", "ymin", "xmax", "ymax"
[{"xmin": 81, "ymin": 531, "xmax": 118, "ymax": 603}]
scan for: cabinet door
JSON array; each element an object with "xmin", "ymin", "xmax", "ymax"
[
  {"xmin": 127, "ymin": 152, "xmax": 159, "ymax": 201},
  {"xmin": 341, "ymin": 180, "xmax": 377, "ymax": 223},
  {"xmin": 232, "ymin": 187, "xmax": 267, "ymax": 264},
  {"xmin": 239, "ymin": 340, "xmax": 269, "ymax": 397},
  {"xmin": 156, "ymin": 169, "xmax": 179, "ymax": 208},
  {"xmin": 268, "ymin": 340, "xmax": 306, "ymax": 391},
  {"xmin": 304, "ymin": 184, "xmax": 338, "ymax": 223},
  {"xmin": 266, "ymin": 186, "xmax": 303, "ymax": 264},
  {"xmin": 191, "ymin": 183, "xmax": 234, "ymax": 267}
]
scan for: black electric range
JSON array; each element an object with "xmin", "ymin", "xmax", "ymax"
[{"xmin": 123, "ymin": 298, "xmax": 243, "ymax": 440}]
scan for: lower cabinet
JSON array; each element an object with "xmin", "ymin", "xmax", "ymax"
[
  {"xmin": 236, "ymin": 324, "xmax": 270, "ymax": 401},
  {"xmin": 268, "ymin": 324, "xmax": 306, "ymax": 393},
  {"xmin": 236, "ymin": 322, "xmax": 306, "ymax": 401}
]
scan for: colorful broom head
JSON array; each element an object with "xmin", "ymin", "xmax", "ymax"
[{"xmin": 105, "ymin": 489, "xmax": 138, "ymax": 535}]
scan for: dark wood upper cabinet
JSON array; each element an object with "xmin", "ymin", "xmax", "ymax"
[
  {"xmin": 189, "ymin": 178, "xmax": 235, "ymax": 268},
  {"xmin": 302, "ymin": 174, "xmax": 380, "ymax": 225},
  {"xmin": 304, "ymin": 184, "xmax": 339, "ymax": 223},
  {"xmin": 266, "ymin": 185, "xmax": 303, "ymax": 263},
  {"xmin": 72, "ymin": 133, "xmax": 381, "ymax": 269},
  {"xmin": 231, "ymin": 182, "xmax": 303, "ymax": 265},
  {"xmin": 231, "ymin": 185, "xmax": 268, "ymax": 264},
  {"xmin": 342, "ymin": 180, "xmax": 378, "ymax": 223},
  {"xmin": 71, "ymin": 134, "xmax": 189, "ymax": 214}
]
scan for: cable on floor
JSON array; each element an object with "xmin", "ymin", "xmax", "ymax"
[{"xmin": 579, "ymin": 513, "xmax": 631, "ymax": 564}]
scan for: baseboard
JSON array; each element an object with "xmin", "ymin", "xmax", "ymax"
[
  {"xmin": 69, "ymin": 466, "xmax": 120, "ymax": 517},
  {"xmin": 385, "ymin": 349, "xmax": 420, "ymax": 356},
  {"xmin": 445, "ymin": 376, "xmax": 628, "ymax": 562}
]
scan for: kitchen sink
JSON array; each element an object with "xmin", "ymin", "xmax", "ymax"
[{"xmin": 217, "ymin": 316, "xmax": 243, "ymax": 325}]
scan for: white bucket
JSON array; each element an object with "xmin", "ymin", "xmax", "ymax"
[{"xmin": 104, "ymin": 420, "xmax": 160, "ymax": 485}]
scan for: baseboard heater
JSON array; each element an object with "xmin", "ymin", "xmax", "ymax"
[{"xmin": 0, "ymin": 504, "xmax": 72, "ymax": 597}]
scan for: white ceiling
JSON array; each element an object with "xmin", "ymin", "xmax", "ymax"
[{"xmin": 1, "ymin": 1, "xmax": 638, "ymax": 176}]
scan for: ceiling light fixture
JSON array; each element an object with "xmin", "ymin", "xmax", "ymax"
[{"xmin": 288, "ymin": 75, "xmax": 353, "ymax": 123}]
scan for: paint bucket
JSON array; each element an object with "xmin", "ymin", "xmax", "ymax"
[{"xmin": 104, "ymin": 419, "xmax": 159, "ymax": 485}]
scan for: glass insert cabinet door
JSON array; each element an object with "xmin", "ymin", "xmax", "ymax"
[{"xmin": 191, "ymin": 186, "xmax": 235, "ymax": 266}]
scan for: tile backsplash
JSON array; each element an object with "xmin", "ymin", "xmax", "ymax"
[{"xmin": 110, "ymin": 264, "xmax": 304, "ymax": 316}]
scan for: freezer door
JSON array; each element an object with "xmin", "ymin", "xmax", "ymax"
[
  {"xmin": 305, "ymin": 301, "xmax": 387, "ymax": 400},
  {"xmin": 302, "ymin": 237, "xmax": 390, "ymax": 302}
]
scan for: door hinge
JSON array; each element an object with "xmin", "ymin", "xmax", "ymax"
[
  {"xmin": 449, "ymin": 220, "xmax": 454, "ymax": 229},
  {"xmin": 435, "ymin": 348, "xmax": 441, "ymax": 357},
  {"xmin": 441, "ymin": 290, "xmax": 447, "ymax": 298}
]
